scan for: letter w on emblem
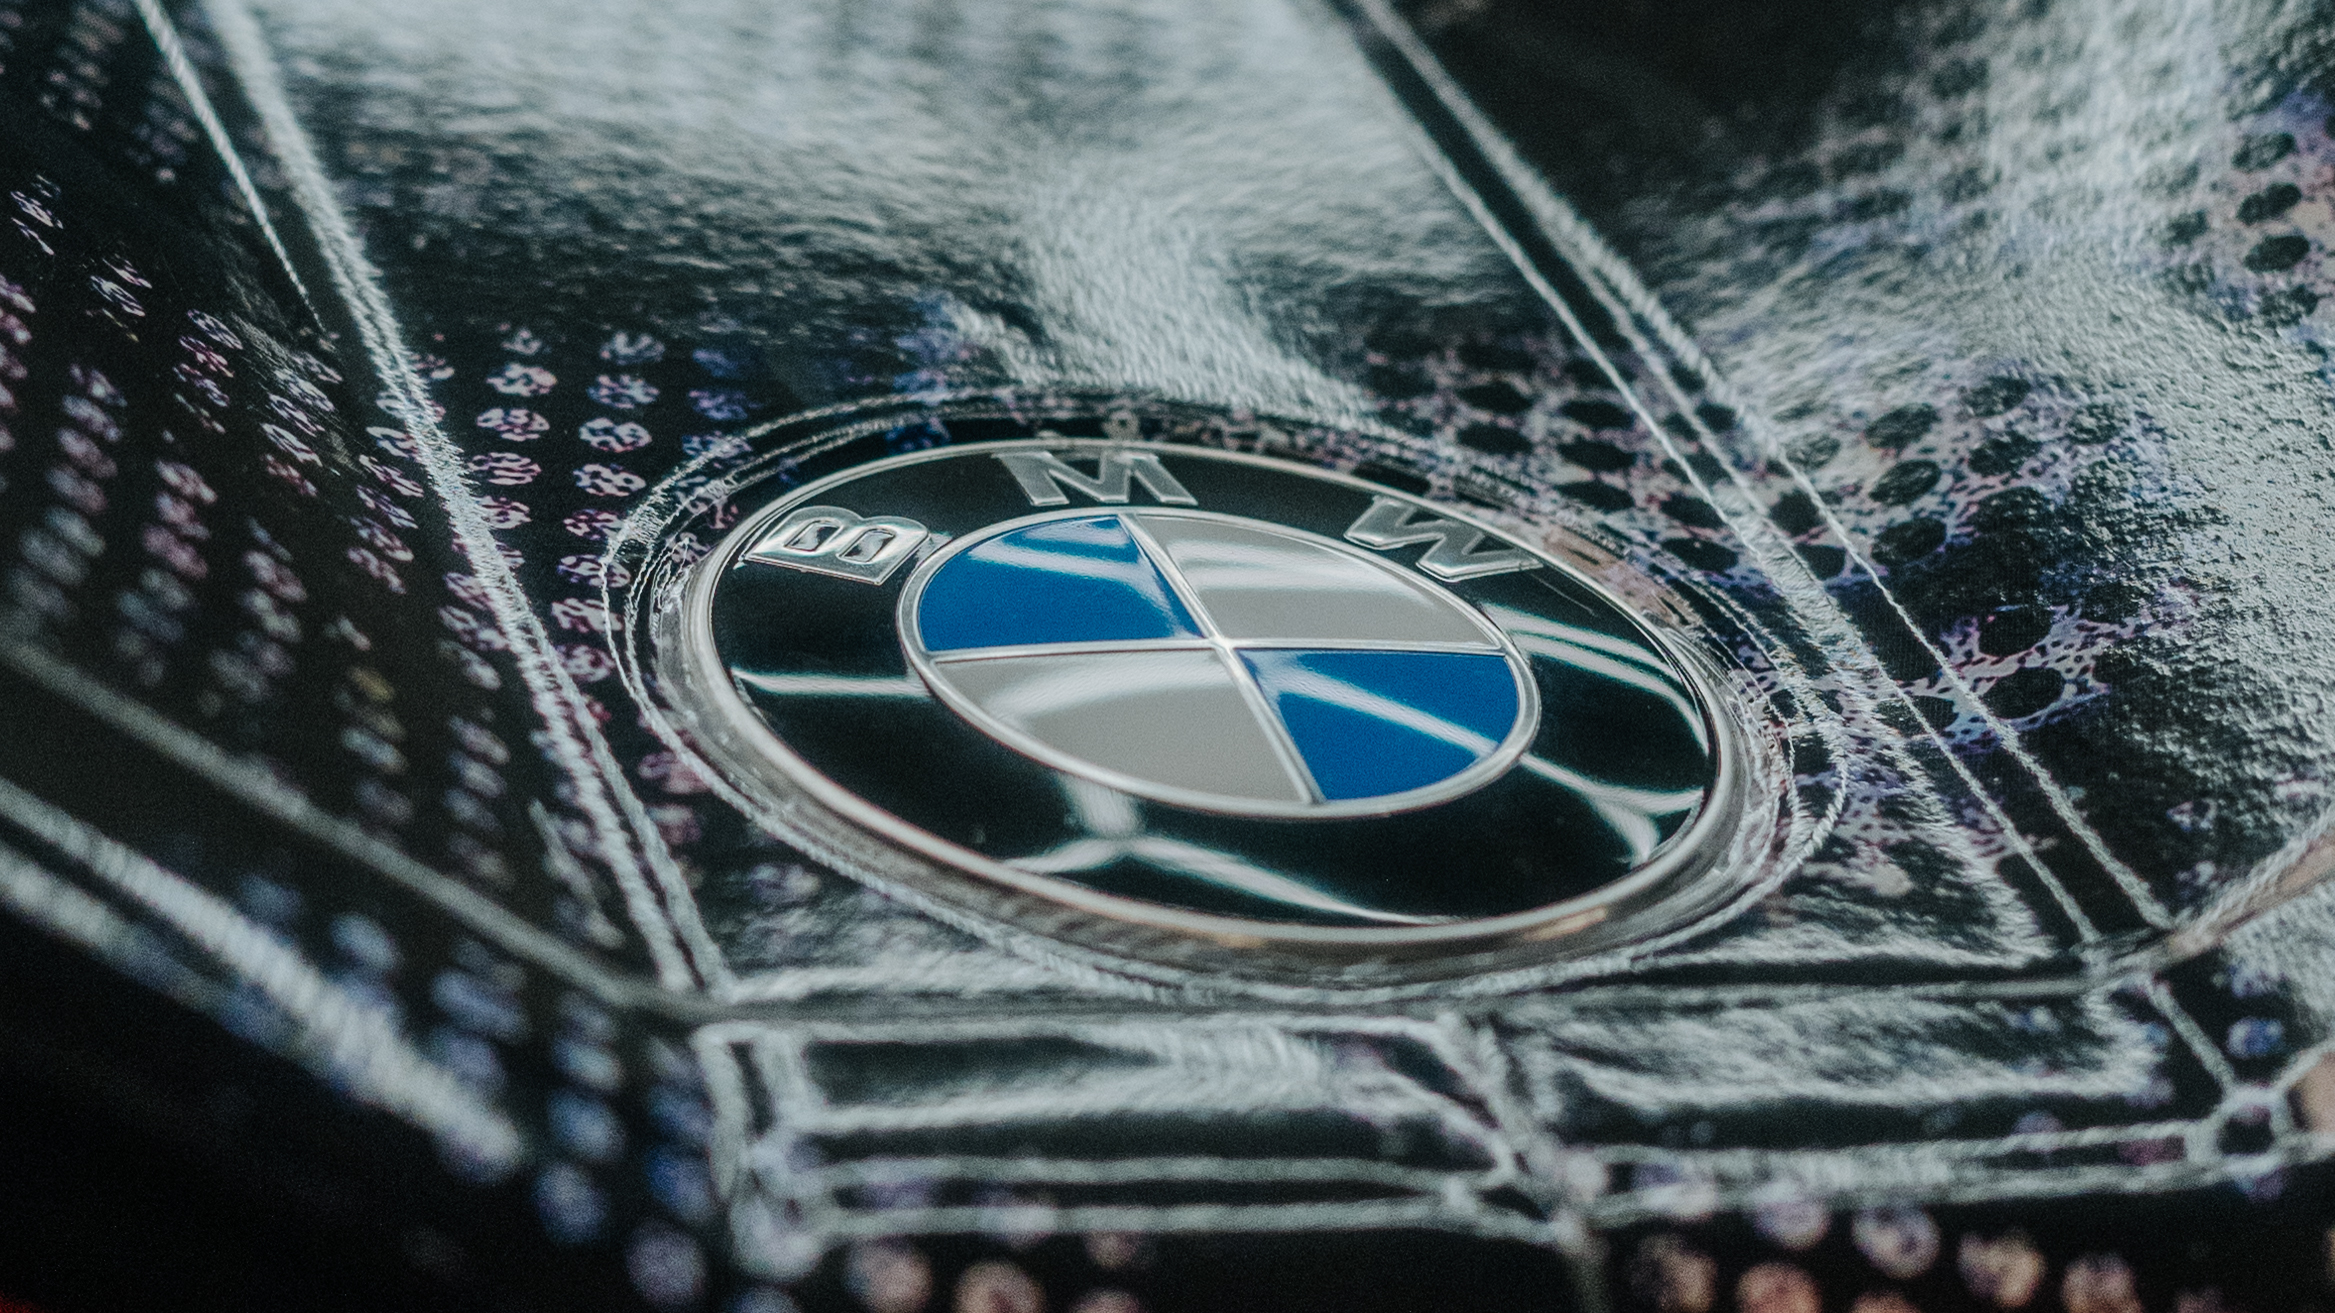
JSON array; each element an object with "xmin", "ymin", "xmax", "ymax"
[
  {"xmin": 743, "ymin": 505, "xmax": 931, "ymax": 585},
  {"xmin": 1344, "ymin": 497, "xmax": 1540, "ymax": 581},
  {"xmin": 995, "ymin": 450, "xmax": 1198, "ymax": 507}
]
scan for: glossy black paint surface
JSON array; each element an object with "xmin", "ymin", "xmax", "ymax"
[{"xmin": 0, "ymin": 0, "xmax": 2332, "ymax": 1308}]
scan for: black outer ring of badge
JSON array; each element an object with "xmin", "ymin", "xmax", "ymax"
[{"xmin": 658, "ymin": 437, "xmax": 1756, "ymax": 976}]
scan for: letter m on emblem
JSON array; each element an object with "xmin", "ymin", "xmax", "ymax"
[
  {"xmin": 743, "ymin": 505, "xmax": 931, "ymax": 585},
  {"xmin": 1344, "ymin": 497, "xmax": 1540, "ymax": 582},
  {"xmin": 995, "ymin": 450, "xmax": 1197, "ymax": 507}
]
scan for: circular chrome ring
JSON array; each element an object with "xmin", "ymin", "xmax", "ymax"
[{"xmin": 641, "ymin": 423, "xmax": 1772, "ymax": 985}]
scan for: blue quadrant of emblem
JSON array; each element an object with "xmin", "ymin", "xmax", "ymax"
[
  {"xmin": 1241, "ymin": 649, "xmax": 1521, "ymax": 801},
  {"xmin": 917, "ymin": 515, "xmax": 1198, "ymax": 651}
]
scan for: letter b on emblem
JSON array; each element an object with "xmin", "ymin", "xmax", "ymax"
[{"xmin": 742, "ymin": 505, "xmax": 931, "ymax": 585}]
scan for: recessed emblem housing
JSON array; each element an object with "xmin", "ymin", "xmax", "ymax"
[{"xmin": 660, "ymin": 437, "xmax": 1752, "ymax": 975}]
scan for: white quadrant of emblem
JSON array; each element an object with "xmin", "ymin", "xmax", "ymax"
[{"xmin": 895, "ymin": 507, "xmax": 1542, "ymax": 818}]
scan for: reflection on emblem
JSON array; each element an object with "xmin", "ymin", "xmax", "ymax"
[
  {"xmin": 898, "ymin": 508, "xmax": 1538, "ymax": 817},
  {"xmin": 664, "ymin": 434, "xmax": 1749, "ymax": 972}
]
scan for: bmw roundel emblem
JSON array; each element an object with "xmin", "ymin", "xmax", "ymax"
[
  {"xmin": 898, "ymin": 503, "xmax": 1543, "ymax": 820},
  {"xmin": 659, "ymin": 431, "xmax": 1754, "ymax": 979}
]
